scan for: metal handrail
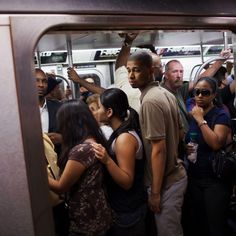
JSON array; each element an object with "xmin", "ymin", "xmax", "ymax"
[
  {"xmin": 189, "ymin": 64, "xmax": 202, "ymax": 81},
  {"xmin": 192, "ymin": 56, "xmax": 233, "ymax": 83},
  {"xmin": 54, "ymin": 74, "xmax": 70, "ymax": 87}
]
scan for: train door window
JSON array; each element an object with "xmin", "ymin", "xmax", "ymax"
[
  {"xmin": 77, "ymin": 73, "xmax": 101, "ymax": 86},
  {"xmin": 205, "ymin": 45, "xmax": 224, "ymax": 55}
]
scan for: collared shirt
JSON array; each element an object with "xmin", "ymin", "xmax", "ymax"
[{"xmin": 40, "ymin": 100, "xmax": 49, "ymax": 133}]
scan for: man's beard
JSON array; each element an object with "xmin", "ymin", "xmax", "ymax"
[{"xmin": 39, "ymin": 94, "xmax": 46, "ymax": 100}]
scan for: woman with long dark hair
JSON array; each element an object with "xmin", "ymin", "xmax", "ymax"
[
  {"xmin": 48, "ymin": 100, "xmax": 112, "ymax": 236},
  {"xmin": 183, "ymin": 77, "xmax": 232, "ymax": 236},
  {"xmin": 92, "ymin": 88, "xmax": 147, "ymax": 236}
]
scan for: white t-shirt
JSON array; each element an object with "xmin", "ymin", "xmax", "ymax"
[
  {"xmin": 115, "ymin": 66, "xmax": 141, "ymax": 112},
  {"xmin": 100, "ymin": 125, "xmax": 113, "ymax": 140}
]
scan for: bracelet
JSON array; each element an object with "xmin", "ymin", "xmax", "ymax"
[{"xmin": 198, "ymin": 120, "xmax": 207, "ymax": 127}]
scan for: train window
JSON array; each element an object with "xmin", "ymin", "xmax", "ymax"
[
  {"xmin": 40, "ymin": 52, "xmax": 67, "ymax": 64},
  {"xmin": 78, "ymin": 73, "xmax": 101, "ymax": 86},
  {"xmin": 205, "ymin": 45, "xmax": 224, "ymax": 55}
]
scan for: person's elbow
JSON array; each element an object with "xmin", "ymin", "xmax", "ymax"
[
  {"xmin": 49, "ymin": 181, "xmax": 69, "ymax": 195},
  {"xmin": 120, "ymin": 176, "xmax": 134, "ymax": 190},
  {"xmin": 211, "ymin": 139, "xmax": 227, "ymax": 151},
  {"xmin": 152, "ymin": 146, "xmax": 166, "ymax": 160}
]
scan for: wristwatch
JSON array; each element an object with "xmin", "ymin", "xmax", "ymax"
[{"xmin": 199, "ymin": 120, "xmax": 207, "ymax": 127}]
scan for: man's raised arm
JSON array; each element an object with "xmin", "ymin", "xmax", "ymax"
[
  {"xmin": 189, "ymin": 48, "xmax": 232, "ymax": 91},
  {"xmin": 67, "ymin": 67, "xmax": 105, "ymax": 95},
  {"xmin": 115, "ymin": 33, "xmax": 138, "ymax": 70}
]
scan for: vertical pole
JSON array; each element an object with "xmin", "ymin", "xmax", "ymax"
[
  {"xmin": 231, "ymin": 32, "xmax": 236, "ymax": 94},
  {"xmin": 199, "ymin": 31, "xmax": 204, "ymax": 63},
  {"xmin": 36, "ymin": 50, "xmax": 41, "ymax": 69},
  {"xmin": 66, "ymin": 34, "xmax": 79, "ymax": 98},
  {"xmin": 231, "ymin": 32, "xmax": 236, "ymax": 133},
  {"xmin": 200, "ymin": 41, "xmax": 204, "ymax": 64},
  {"xmin": 223, "ymin": 31, "xmax": 229, "ymax": 50}
]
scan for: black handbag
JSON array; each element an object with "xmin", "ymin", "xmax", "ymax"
[{"xmin": 212, "ymin": 138, "xmax": 236, "ymax": 180}]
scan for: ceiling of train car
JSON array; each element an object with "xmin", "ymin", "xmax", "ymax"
[{"xmin": 36, "ymin": 30, "xmax": 232, "ymax": 52}]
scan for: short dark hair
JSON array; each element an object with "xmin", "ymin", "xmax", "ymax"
[
  {"xmin": 35, "ymin": 68, "xmax": 46, "ymax": 75},
  {"xmin": 128, "ymin": 50, "xmax": 153, "ymax": 68}
]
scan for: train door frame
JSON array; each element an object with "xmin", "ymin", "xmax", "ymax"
[{"xmin": 2, "ymin": 12, "xmax": 236, "ymax": 235}]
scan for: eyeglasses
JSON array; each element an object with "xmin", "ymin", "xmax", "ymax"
[{"xmin": 193, "ymin": 89, "xmax": 212, "ymax": 97}]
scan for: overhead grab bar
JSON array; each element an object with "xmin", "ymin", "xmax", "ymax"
[
  {"xmin": 189, "ymin": 64, "xmax": 202, "ymax": 81},
  {"xmin": 192, "ymin": 56, "xmax": 233, "ymax": 83},
  {"xmin": 53, "ymin": 74, "xmax": 70, "ymax": 87}
]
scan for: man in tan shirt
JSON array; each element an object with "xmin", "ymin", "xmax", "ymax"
[{"xmin": 127, "ymin": 50, "xmax": 187, "ymax": 236}]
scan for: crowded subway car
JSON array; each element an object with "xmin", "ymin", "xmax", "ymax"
[{"xmin": 1, "ymin": 0, "xmax": 236, "ymax": 235}]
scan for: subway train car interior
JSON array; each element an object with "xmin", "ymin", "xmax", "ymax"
[{"xmin": 1, "ymin": 0, "xmax": 236, "ymax": 235}]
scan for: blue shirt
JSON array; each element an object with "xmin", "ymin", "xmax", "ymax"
[{"xmin": 186, "ymin": 106, "xmax": 231, "ymax": 178}]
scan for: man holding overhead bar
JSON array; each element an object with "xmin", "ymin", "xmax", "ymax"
[{"xmin": 67, "ymin": 32, "xmax": 164, "ymax": 112}]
